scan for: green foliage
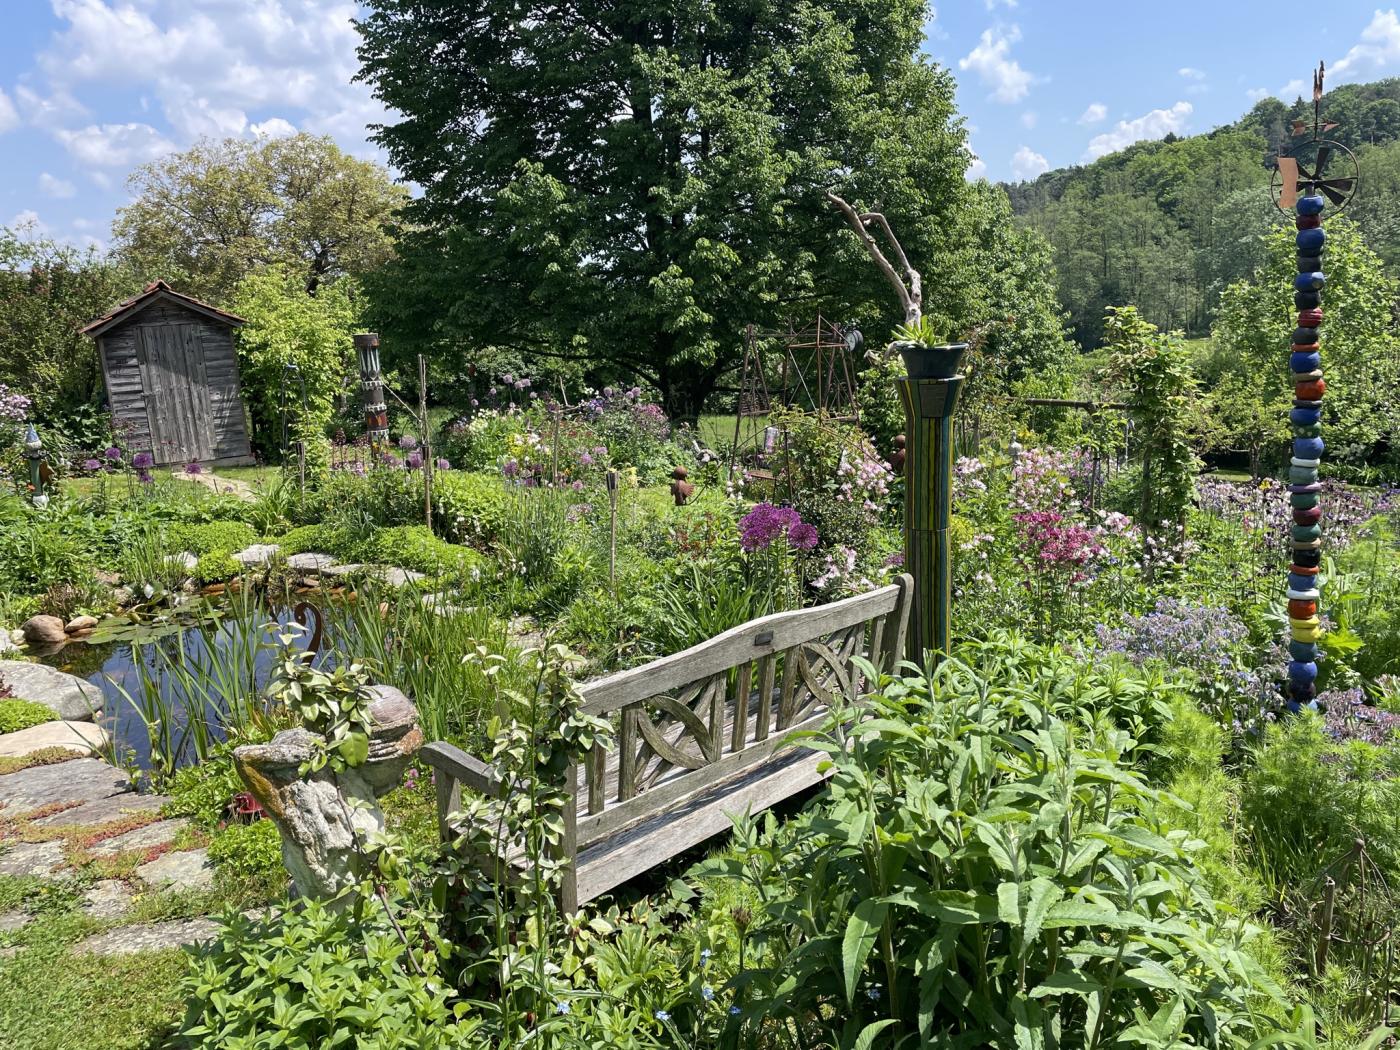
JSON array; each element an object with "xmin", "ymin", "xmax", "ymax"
[
  {"xmin": 230, "ymin": 264, "xmax": 362, "ymax": 474},
  {"xmin": 163, "ymin": 754, "xmax": 247, "ymax": 828},
  {"xmin": 0, "ymin": 698, "xmax": 57, "ymax": 734},
  {"xmin": 890, "ymin": 313, "xmax": 951, "ymax": 346},
  {"xmin": 713, "ymin": 646, "xmax": 1289, "ymax": 1047},
  {"xmin": 193, "ymin": 550, "xmax": 242, "ymax": 584},
  {"xmin": 363, "ymin": 525, "xmax": 479, "ymax": 576},
  {"xmin": 265, "ymin": 627, "xmax": 376, "ymax": 774},
  {"xmin": 169, "ymin": 521, "xmax": 257, "ymax": 557},
  {"xmin": 1104, "ymin": 306, "xmax": 1199, "ymax": 534},
  {"xmin": 181, "ymin": 888, "xmax": 457, "ymax": 1048},
  {"xmin": 207, "ymin": 819, "xmax": 285, "ymax": 891},
  {"xmin": 0, "ymin": 513, "xmax": 100, "ymax": 600},
  {"xmin": 113, "ymin": 133, "xmax": 407, "ymax": 304},
  {"xmin": 433, "ymin": 471, "xmax": 510, "ymax": 545},
  {"xmin": 357, "ymin": 0, "xmax": 1066, "ymax": 420},
  {"xmin": 1212, "ymin": 218, "xmax": 1400, "ymax": 478},
  {"xmin": 0, "ymin": 225, "xmax": 140, "ymax": 414}
]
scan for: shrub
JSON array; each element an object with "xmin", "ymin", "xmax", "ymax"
[
  {"xmin": 276, "ymin": 523, "xmax": 342, "ymax": 556},
  {"xmin": 362, "ymin": 525, "xmax": 480, "ymax": 576},
  {"xmin": 181, "ymin": 892, "xmax": 457, "ymax": 1048},
  {"xmin": 169, "ymin": 521, "xmax": 257, "ymax": 557},
  {"xmin": 706, "ymin": 646, "xmax": 1289, "ymax": 1047},
  {"xmin": 432, "ymin": 471, "xmax": 509, "ymax": 545},
  {"xmin": 193, "ymin": 550, "xmax": 242, "ymax": 584},
  {"xmin": 207, "ymin": 819, "xmax": 285, "ymax": 890},
  {"xmin": 0, "ymin": 698, "xmax": 56, "ymax": 733},
  {"xmin": 0, "ymin": 517, "xmax": 98, "ymax": 597}
]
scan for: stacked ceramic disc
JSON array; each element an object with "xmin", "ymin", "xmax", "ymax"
[{"xmin": 1286, "ymin": 193, "xmax": 1327, "ymax": 713}]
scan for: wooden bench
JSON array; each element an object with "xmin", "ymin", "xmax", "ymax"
[{"xmin": 422, "ymin": 573, "xmax": 911, "ymax": 910}]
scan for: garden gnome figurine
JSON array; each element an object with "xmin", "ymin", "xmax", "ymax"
[
  {"xmin": 670, "ymin": 465, "xmax": 695, "ymax": 506},
  {"xmin": 888, "ymin": 434, "xmax": 907, "ymax": 476}
]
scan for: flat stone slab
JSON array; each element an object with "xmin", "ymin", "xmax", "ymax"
[
  {"xmin": 82, "ymin": 879, "xmax": 134, "ymax": 919},
  {"xmin": 232, "ymin": 543, "xmax": 280, "ymax": 568},
  {"xmin": 320, "ymin": 563, "xmax": 366, "ymax": 579},
  {"xmin": 0, "ymin": 910, "xmax": 31, "ymax": 932},
  {"xmin": 0, "ymin": 841, "xmax": 65, "ymax": 878},
  {"xmin": 0, "ymin": 720, "xmax": 107, "ymax": 759},
  {"xmin": 421, "ymin": 593, "xmax": 470, "ymax": 615},
  {"xmin": 0, "ymin": 661, "xmax": 103, "ymax": 721},
  {"xmin": 0, "ymin": 757, "xmax": 127, "ymax": 816},
  {"xmin": 35, "ymin": 790, "xmax": 167, "ymax": 828},
  {"xmin": 89, "ymin": 818, "xmax": 188, "ymax": 856},
  {"xmin": 136, "ymin": 848, "xmax": 214, "ymax": 891},
  {"xmin": 285, "ymin": 552, "xmax": 337, "ymax": 572},
  {"xmin": 377, "ymin": 566, "xmax": 425, "ymax": 587},
  {"xmin": 76, "ymin": 917, "xmax": 220, "ymax": 956}
]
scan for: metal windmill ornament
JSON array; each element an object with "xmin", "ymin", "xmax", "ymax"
[{"xmin": 1270, "ymin": 62, "xmax": 1360, "ymax": 213}]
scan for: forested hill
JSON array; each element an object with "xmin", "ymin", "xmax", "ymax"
[{"xmin": 1008, "ymin": 77, "xmax": 1400, "ymax": 347}]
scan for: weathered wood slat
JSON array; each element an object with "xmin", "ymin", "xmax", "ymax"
[{"xmin": 731, "ymin": 662, "xmax": 752, "ymax": 753}]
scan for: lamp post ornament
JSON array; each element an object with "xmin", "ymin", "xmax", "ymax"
[{"xmin": 1270, "ymin": 62, "xmax": 1360, "ymax": 714}]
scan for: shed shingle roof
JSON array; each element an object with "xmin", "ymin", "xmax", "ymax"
[{"xmin": 80, "ymin": 279, "xmax": 246, "ymax": 337}]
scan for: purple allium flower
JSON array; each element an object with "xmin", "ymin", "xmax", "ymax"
[
  {"xmin": 739, "ymin": 503, "xmax": 806, "ymax": 552},
  {"xmin": 183, "ymin": 460, "xmax": 203, "ymax": 474},
  {"xmin": 572, "ymin": 479, "xmax": 584, "ymax": 491},
  {"xmin": 132, "ymin": 451, "xmax": 154, "ymax": 469},
  {"xmin": 398, "ymin": 434, "xmax": 418, "ymax": 450},
  {"xmin": 788, "ymin": 521, "xmax": 819, "ymax": 550},
  {"xmin": 104, "ymin": 446, "xmax": 122, "ymax": 461},
  {"xmin": 502, "ymin": 458, "xmax": 520, "ymax": 478},
  {"xmin": 470, "ymin": 398, "xmax": 479, "ymax": 407},
  {"xmin": 82, "ymin": 458, "xmax": 101, "ymax": 472},
  {"xmin": 137, "ymin": 470, "xmax": 154, "ymax": 485},
  {"xmin": 405, "ymin": 451, "xmax": 423, "ymax": 470},
  {"xmin": 502, "ymin": 373, "xmax": 514, "ymax": 384},
  {"xmin": 578, "ymin": 452, "xmax": 594, "ymax": 467},
  {"xmin": 436, "ymin": 457, "xmax": 450, "ymax": 471}
]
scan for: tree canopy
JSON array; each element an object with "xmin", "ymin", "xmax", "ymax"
[
  {"xmin": 355, "ymin": 0, "xmax": 1068, "ymax": 420},
  {"xmin": 113, "ymin": 133, "xmax": 408, "ymax": 305}
]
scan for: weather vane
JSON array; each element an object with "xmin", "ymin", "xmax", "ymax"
[{"xmin": 1272, "ymin": 61, "xmax": 1360, "ymax": 212}]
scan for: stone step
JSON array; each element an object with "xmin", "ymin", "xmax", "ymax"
[
  {"xmin": 285, "ymin": 552, "xmax": 337, "ymax": 572},
  {"xmin": 88, "ymin": 818, "xmax": 188, "ymax": 857},
  {"xmin": 34, "ymin": 791, "xmax": 167, "ymax": 828},
  {"xmin": 135, "ymin": 848, "xmax": 214, "ymax": 891},
  {"xmin": 76, "ymin": 917, "xmax": 220, "ymax": 956},
  {"xmin": 0, "ymin": 660, "xmax": 103, "ymax": 721},
  {"xmin": 0, "ymin": 841, "xmax": 65, "ymax": 878},
  {"xmin": 82, "ymin": 879, "xmax": 134, "ymax": 919},
  {"xmin": 0, "ymin": 720, "xmax": 107, "ymax": 759},
  {"xmin": 233, "ymin": 543, "xmax": 280, "ymax": 568},
  {"xmin": 0, "ymin": 758, "xmax": 128, "ymax": 816}
]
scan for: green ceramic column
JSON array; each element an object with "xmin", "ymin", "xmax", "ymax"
[{"xmin": 898, "ymin": 376, "xmax": 964, "ymax": 665}]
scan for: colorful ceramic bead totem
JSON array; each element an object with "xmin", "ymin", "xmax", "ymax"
[{"xmin": 1285, "ymin": 192, "xmax": 1328, "ymax": 714}]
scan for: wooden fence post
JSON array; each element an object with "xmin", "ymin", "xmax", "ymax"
[{"xmin": 898, "ymin": 376, "xmax": 963, "ymax": 666}]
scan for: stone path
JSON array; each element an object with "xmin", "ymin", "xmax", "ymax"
[
  {"xmin": 0, "ymin": 720, "xmax": 106, "ymax": 758},
  {"xmin": 171, "ymin": 469, "xmax": 257, "ymax": 502},
  {"xmin": 0, "ymin": 749, "xmax": 226, "ymax": 955}
]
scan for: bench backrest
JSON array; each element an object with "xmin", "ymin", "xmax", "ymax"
[{"xmin": 570, "ymin": 573, "xmax": 911, "ymax": 848}]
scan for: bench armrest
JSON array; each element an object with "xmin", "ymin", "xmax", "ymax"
[{"xmin": 421, "ymin": 741, "xmax": 504, "ymax": 799}]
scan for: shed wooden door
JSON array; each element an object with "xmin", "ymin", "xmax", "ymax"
[{"xmin": 135, "ymin": 323, "xmax": 215, "ymax": 464}]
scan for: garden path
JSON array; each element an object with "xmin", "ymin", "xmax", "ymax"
[
  {"xmin": 171, "ymin": 468, "xmax": 257, "ymax": 501},
  {"xmin": 0, "ymin": 746, "xmax": 220, "ymax": 955}
]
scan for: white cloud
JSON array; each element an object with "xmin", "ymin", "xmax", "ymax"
[
  {"xmin": 35, "ymin": 0, "xmax": 390, "ymax": 157},
  {"xmin": 1020, "ymin": 110, "xmax": 1038, "ymax": 129},
  {"xmin": 1332, "ymin": 9, "xmax": 1400, "ymax": 83},
  {"xmin": 54, "ymin": 122, "xmax": 177, "ymax": 167},
  {"xmin": 0, "ymin": 89, "xmax": 17, "ymax": 134},
  {"xmin": 39, "ymin": 173, "xmax": 77, "ymax": 199},
  {"xmin": 1077, "ymin": 102, "xmax": 1107, "ymax": 125},
  {"xmin": 1082, "ymin": 101, "xmax": 1192, "ymax": 161},
  {"xmin": 1246, "ymin": 87, "xmax": 1271, "ymax": 102},
  {"xmin": 9, "ymin": 210, "xmax": 48, "ymax": 234},
  {"xmin": 251, "ymin": 117, "xmax": 298, "ymax": 139},
  {"xmin": 966, "ymin": 155, "xmax": 988, "ymax": 180},
  {"xmin": 983, "ymin": 0, "xmax": 1017, "ymax": 7},
  {"xmin": 1178, "ymin": 67, "xmax": 1207, "ymax": 80},
  {"xmin": 1011, "ymin": 145, "xmax": 1049, "ymax": 180},
  {"xmin": 959, "ymin": 25, "xmax": 1036, "ymax": 104}
]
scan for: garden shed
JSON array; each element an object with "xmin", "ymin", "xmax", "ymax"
[{"xmin": 82, "ymin": 280, "xmax": 254, "ymax": 467}]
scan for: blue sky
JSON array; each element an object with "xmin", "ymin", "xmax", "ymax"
[{"xmin": 5, "ymin": 1, "xmax": 1400, "ymax": 252}]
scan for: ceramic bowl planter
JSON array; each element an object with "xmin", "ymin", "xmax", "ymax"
[{"xmin": 893, "ymin": 340, "xmax": 968, "ymax": 380}]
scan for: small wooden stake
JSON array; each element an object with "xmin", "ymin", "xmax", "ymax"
[{"xmin": 606, "ymin": 469, "xmax": 619, "ymax": 589}]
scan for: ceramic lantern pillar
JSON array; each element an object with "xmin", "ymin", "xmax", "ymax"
[
  {"xmin": 1286, "ymin": 193, "xmax": 1328, "ymax": 714},
  {"xmin": 354, "ymin": 332, "xmax": 390, "ymax": 448},
  {"xmin": 898, "ymin": 376, "xmax": 963, "ymax": 665}
]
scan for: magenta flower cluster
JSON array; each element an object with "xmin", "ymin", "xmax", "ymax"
[
  {"xmin": 739, "ymin": 503, "xmax": 819, "ymax": 552},
  {"xmin": 0, "ymin": 384, "xmax": 31, "ymax": 423},
  {"xmin": 1013, "ymin": 510, "xmax": 1106, "ymax": 583}
]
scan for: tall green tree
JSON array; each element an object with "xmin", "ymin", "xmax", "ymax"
[
  {"xmin": 0, "ymin": 224, "xmax": 140, "ymax": 414},
  {"xmin": 355, "ymin": 0, "xmax": 1066, "ymax": 420},
  {"xmin": 113, "ymin": 133, "xmax": 408, "ymax": 304}
]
